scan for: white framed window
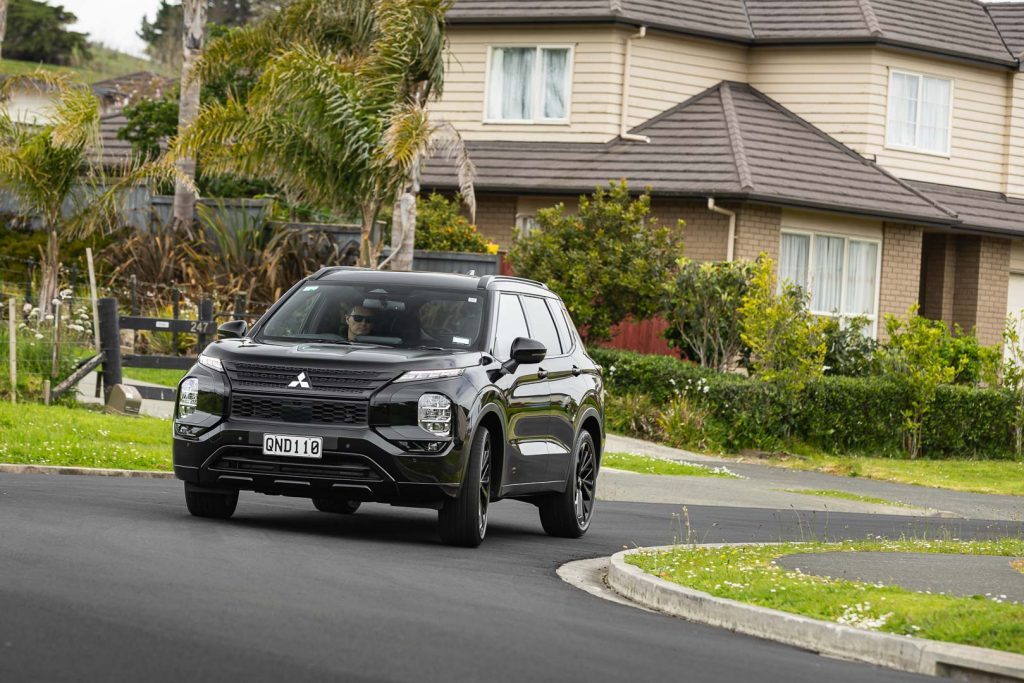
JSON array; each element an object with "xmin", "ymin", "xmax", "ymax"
[
  {"xmin": 485, "ymin": 46, "xmax": 573, "ymax": 123},
  {"xmin": 779, "ymin": 231, "xmax": 882, "ymax": 335},
  {"xmin": 886, "ymin": 69, "xmax": 953, "ymax": 156},
  {"xmin": 515, "ymin": 213, "xmax": 539, "ymax": 237}
]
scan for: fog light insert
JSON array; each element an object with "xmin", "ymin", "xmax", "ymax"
[
  {"xmin": 418, "ymin": 393, "xmax": 452, "ymax": 435},
  {"xmin": 179, "ymin": 378, "xmax": 198, "ymax": 418}
]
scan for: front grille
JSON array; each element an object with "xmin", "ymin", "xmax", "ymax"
[
  {"xmin": 212, "ymin": 453, "xmax": 383, "ymax": 481},
  {"xmin": 231, "ymin": 394, "xmax": 367, "ymax": 425},
  {"xmin": 223, "ymin": 361, "xmax": 396, "ymax": 399}
]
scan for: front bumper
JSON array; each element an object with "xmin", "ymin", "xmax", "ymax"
[{"xmin": 173, "ymin": 419, "xmax": 470, "ymax": 504}]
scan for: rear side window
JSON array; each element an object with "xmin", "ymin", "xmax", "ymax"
[
  {"xmin": 547, "ymin": 298, "xmax": 573, "ymax": 354},
  {"xmin": 493, "ymin": 294, "xmax": 528, "ymax": 360},
  {"xmin": 521, "ymin": 295, "xmax": 562, "ymax": 355}
]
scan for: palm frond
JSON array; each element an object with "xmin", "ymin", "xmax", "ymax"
[{"xmin": 428, "ymin": 120, "xmax": 476, "ymax": 220}]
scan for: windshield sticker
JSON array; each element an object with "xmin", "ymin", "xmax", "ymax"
[
  {"xmin": 467, "ymin": 297, "xmax": 477, "ymax": 303},
  {"xmin": 453, "ymin": 336, "xmax": 471, "ymax": 345},
  {"xmin": 302, "ymin": 286, "xmax": 319, "ymax": 292}
]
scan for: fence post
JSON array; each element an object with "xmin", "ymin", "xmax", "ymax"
[
  {"xmin": 69, "ymin": 264, "xmax": 78, "ymax": 306},
  {"xmin": 98, "ymin": 297, "xmax": 122, "ymax": 402},
  {"xmin": 233, "ymin": 293, "xmax": 247, "ymax": 322},
  {"xmin": 51, "ymin": 301, "xmax": 61, "ymax": 378},
  {"xmin": 198, "ymin": 298, "xmax": 214, "ymax": 351},
  {"xmin": 8, "ymin": 299, "xmax": 15, "ymax": 404},
  {"xmin": 171, "ymin": 287, "xmax": 180, "ymax": 355}
]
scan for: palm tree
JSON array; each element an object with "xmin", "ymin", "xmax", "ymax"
[
  {"xmin": 172, "ymin": 0, "xmax": 208, "ymax": 227},
  {"xmin": 0, "ymin": 74, "xmax": 100, "ymax": 310},
  {"xmin": 0, "ymin": 0, "xmax": 9, "ymax": 61},
  {"xmin": 176, "ymin": 0, "xmax": 473, "ymax": 268}
]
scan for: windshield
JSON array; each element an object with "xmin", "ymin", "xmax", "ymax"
[{"xmin": 258, "ymin": 282, "xmax": 487, "ymax": 351}]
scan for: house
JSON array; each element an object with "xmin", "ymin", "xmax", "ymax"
[{"xmin": 422, "ymin": 0, "xmax": 1024, "ymax": 346}]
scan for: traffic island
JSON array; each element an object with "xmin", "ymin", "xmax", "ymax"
[{"xmin": 605, "ymin": 540, "xmax": 1024, "ymax": 681}]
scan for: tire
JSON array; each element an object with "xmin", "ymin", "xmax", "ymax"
[
  {"xmin": 438, "ymin": 426, "xmax": 492, "ymax": 548},
  {"xmin": 312, "ymin": 497, "xmax": 361, "ymax": 514},
  {"xmin": 539, "ymin": 431, "xmax": 598, "ymax": 538},
  {"xmin": 184, "ymin": 483, "xmax": 238, "ymax": 519}
]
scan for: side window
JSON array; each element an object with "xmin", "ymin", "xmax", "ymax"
[
  {"xmin": 493, "ymin": 293, "xmax": 528, "ymax": 360},
  {"xmin": 521, "ymin": 295, "xmax": 562, "ymax": 356},
  {"xmin": 547, "ymin": 298, "xmax": 573, "ymax": 353}
]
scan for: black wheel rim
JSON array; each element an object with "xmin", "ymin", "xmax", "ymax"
[
  {"xmin": 573, "ymin": 439, "xmax": 596, "ymax": 527},
  {"xmin": 478, "ymin": 439, "xmax": 491, "ymax": 538}
]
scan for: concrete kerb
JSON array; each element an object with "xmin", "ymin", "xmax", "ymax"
[
  {"xmin": 605, "ymin": 544, "xmax": 1024, "ymax": 682},
  {"xmin": 0, "ymin": 464, "xmax": 174, "ymax": 479}
]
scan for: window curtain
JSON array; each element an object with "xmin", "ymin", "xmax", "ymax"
[
  {"xmin": 844, "ymin": 241, "xmax": 879, "ymax": 316},
  {"xmin": 811, "ymin": 235, "xmax": 844, "ymax": 313},
  {"xmin": 779, "ymin": 233, "xmax": 810, "ymax": 290},
  {"xmin": 889, "ymin": 72, "xmax": 919, "ymax": 147},
  {"xmin": 541, "ymin": 48, "xmax": 569, "ymax": 119},
  {"xmin": 919, "ymin": 76, "xmax": 951, "ymax": 154},
  {"xmin": 487, "ymin": 48, "xmax": 534, "ymax": 120}
]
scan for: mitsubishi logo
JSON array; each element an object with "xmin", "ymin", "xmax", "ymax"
[{"xmin": 288, "ymin": 372, "xmax": 311, "ymax": 389}]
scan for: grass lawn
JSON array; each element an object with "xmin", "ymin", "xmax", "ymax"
[
  {"xmin": 0, "ymin": 401, "xmax": 172, "ymax": 471},
  {"xmin": 783, "ymin": 489, "xmax": 915, "ymax": 508},
  {"xmin": 628, "ymin": 538, "xmax": 1024, "ymax": 655},
  {"xmin": 0, "ymin": 48, "xmax": 171, "ymax": 84},
  {"xmin": 603, "ymin": 452, "xmax": 741, "ymax": 478},
  {"xmin": 123, "ymin": 368, "xmax": 187, "ymax": 388}
]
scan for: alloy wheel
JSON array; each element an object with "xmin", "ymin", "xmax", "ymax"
[
  {"xmin": 478, "ymin": 439, "xmax": 491, "ymax": 538},
  {"xmin": 573, "ymin": 439, "xmax": 596, "ymax": 527}
]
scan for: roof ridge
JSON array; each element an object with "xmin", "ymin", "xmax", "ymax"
[
  {"xmin": 738, "ymin": 0, "xmax": 755, "ymax": 39},
  {"xmin": 719, "ymin": 82, "xmax": 755, "ymax": 193},
  {"xmin": 736, "ymin": 83, "xmax": 959, "ymax": 220},
  {"xmin": 608, "ymin": 0, "xmax": 623, "ymax": 14},
  {"xmin": 978, "ymin": 0, "xmax": 1021, "ymax": 62},
  {"xmin": 856, "ymin": 0, "xmax": 883, "ymax": 37}
]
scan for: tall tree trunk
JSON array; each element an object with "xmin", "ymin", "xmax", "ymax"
[
  {"xmin": 358, "ymin": 201, "xmax": 378, "ymax": 268},
  {"xmin": 39, "ymin": 226, "xmax": 59, "ymax": 317},
  {"xmin": 173, "ymin": 0, "xmax": 207, "ymax": 228},
  {"xmin": 389, "ymin": 159, "xmax": 420, "ymax": 272},
  {"xmin": 0, "ymin": 0, "xmax": 8, "ymax": 61}
]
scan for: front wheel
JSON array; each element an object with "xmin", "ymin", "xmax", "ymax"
[
  {"xmin": 539, "ymin": 431, "xmax": 597, "ymax": 538},
  {"xmin": 438, "ymin": 426, "xmax": 491, "ymax": 548},
  {"xmin": 184, "ymin": 483, "xmax": 238, "ymax": 519}
]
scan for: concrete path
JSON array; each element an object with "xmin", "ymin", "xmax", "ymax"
[
  {"xmin": 76, "ymin": 371, "xmax": 176, "ymax": 419},
  {"xmin": 776, "ymin": 551, "xmax": 1024, "ymax": 603},
  {"xmin": 605, "ymin": 433, "xmax": 1024, "ymax": 522}
]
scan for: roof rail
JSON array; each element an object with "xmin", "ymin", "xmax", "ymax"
[
  {"xmin": 311, "ymin": 266, "xmax": 371, "ymax": 280},
  {"xmin": 477, "ymin": 275, "xmax": 549, "ymax": 290}
]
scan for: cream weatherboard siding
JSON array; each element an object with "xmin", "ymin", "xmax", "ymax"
[
  {"xmin": 1005, "ymin": 74, "xmax": 1024, "ymax": 200},
  {"xmin": 748, "ymin": 47, "xmax": 878, "ymax": 156},
  {"xmin": 432, "ymin": 26, "xmax": 625, "ymax": 142},
  {"xmin": 626, "ymin": 31, "xmax": 748, "ymax": 128}
]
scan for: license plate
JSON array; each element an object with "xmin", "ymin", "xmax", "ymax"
[{"xmin": 262, "ymin": 434, "xmax": 323, "ymax": 459}]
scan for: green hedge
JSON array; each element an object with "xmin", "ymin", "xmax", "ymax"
[{"xmin": 589, "ymin": 347, "xmax": 1016, "ymax": 459}]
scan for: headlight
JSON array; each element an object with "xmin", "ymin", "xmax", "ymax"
[
  {"xmin": 395, "ymin": 368, "xmax": 463, "ymax": 383},
  {"xmin": 418, "ymin": 393, "xmax": 452, "ymax": 435},
  {"xmin": 198, "ymin": 354, "xmax": 223, "ymax": 372},
  {"xmin": 179, "ymin": 378, "xmax": 199, "ymax": 418}
]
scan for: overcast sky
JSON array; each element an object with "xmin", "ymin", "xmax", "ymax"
[{"xmin": 58, "ymin": 0, "xmax": 1023, "ymax": 61}]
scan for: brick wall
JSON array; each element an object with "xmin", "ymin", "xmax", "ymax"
[
  {"xmin": 878, "ymin": 223, "xmax": 923, "ymax": 342},
  {"xmin": 649, "ymin": 199, "xmax": 728, "ymax": 261},
  {"xmin": 919, "ymin": 233, "xmax": 957, "ymax": 327},
  {"xmin": 472, "ymin": 195, "xmax": 518, "ymax": 249},
  {"xmin": 733, "ymin": 205, "xmax": 782, "ymax": 262},
  {"xmin": 951, "ymin": 237, "xmax": 982, "ymax": 333}
]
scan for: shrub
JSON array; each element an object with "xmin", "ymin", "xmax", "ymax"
[
  {"xmin": 939, "ymin": 325, "xmax": 1001, "ymax": 387},
  {"xmin": 590, "ymin": 347, "xmax": 713, "ymax": 403},
  {"xmin": 797, "ymin": 376, "xmax": 907, "ymax": 455},
  {"xmin": 1003, "ymin": 312, "xmax": 1024, "ymax": 455},
  {"xmin": 661, "ymin": 258, "xmax": 754, "ymax": 371},
  {"xmin": 604, "ymin": 392, "xmax": 664, "ymax": 441},
  {"xmin": 821, "ymin": 316, "xmax": 877, "ymax": 377},
  {"xmin": 509, "ymin": 180, "xmax": 683, "ymax": 343},
  {"xmin": 414, "ymin": 193, "xmax": 492, "ymax": 253},
  {"xmin": 922, "ymin": 385, "xmax": 1014, "ymax": 459}
]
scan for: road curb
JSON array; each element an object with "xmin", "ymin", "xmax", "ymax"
[
  {"xmin": 0, "ymin": 464, "xmax": 174, "ymax": 479},
  {"xmin": 607, "ymin": 544, "xmax": 1024, "ymax": 682}
]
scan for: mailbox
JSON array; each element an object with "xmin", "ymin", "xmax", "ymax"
[{"xmin": 106, "ymin": 384, "xmax": 142, "ymax": 416}]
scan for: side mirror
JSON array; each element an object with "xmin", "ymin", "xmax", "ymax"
[
  {"xmin": 217, "ymin": 320, "xmax": 248, "ymax": 340},
  {"xmin": 499, "ymin": 337, "xmax": 547, "ymax": 376}
]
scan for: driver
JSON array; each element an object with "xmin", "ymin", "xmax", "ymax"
[{"xmin": 345, "ymin": 304, "xmax": 377, "ymax": 341}]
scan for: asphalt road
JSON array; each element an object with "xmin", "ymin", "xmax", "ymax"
[{"xmin": 1, "ymin": 474, "xmax": 1020, "ymax": 683}]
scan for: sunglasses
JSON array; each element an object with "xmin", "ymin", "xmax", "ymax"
[{"xmin": 347, "ymin": 314, "xmax": 375, "ymax": 323}]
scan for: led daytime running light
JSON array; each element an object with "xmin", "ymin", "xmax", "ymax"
[
  {"xmin": 396, "ymin": 368, "xmax": 463, "ymax": 383},
  {"xmin": 198, "ymin": 354, "xmax": 223, "ymax": 372}
]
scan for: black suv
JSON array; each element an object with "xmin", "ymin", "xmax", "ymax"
[{"xmin": 173, "ymin": 268, "xmax": 604, "ymax": 547}]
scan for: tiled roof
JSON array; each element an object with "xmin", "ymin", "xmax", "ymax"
[
  {"xmin": 94, "ymin": 112, "xmax": 135, "ymax": 169},
  {"xmin": 909, "ymin": 181, "xmax": 1024, "ymax": 237},
  {"xmin": 986, "ymin": 3, "xmax": 1024, "ymax": 59},
  {"xmin": 422, "ymin": 82, "xmax": 955, "ymax": 225},
  {"xmin": 448, "ymin": 0, "xmax": 1017, "ymax": 67}
]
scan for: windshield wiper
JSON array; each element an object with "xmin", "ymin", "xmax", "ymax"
[
  {"xmin": 298, "ymin": 338, "xmax": 355, "ymax": 345},
  {"xmin": 410, "ymin": 345, "xmax": 447, "ymax": 351}
]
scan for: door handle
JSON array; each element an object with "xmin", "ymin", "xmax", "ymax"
[
  {"xmin": 537, "ymin": 368, "xmax": 548, "ymax": 380},
  {"xmin": 572, "ymin": 365, "xmax": 582, "ymax": 376}
]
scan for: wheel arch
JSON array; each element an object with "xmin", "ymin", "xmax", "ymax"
[
  {"xmin": 474, "ymin": 405, "xmax": 506, "ymax": 499},
  {"xmin": 578, "ymin": 408, "xmax": 603, "ymax": 467}
]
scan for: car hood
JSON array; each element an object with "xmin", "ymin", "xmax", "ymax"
[{"xmin": 203, "ymin": 338, "xmax": 485, "ymax": 372}]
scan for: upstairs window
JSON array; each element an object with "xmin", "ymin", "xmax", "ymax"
[
  {"xmin": 886, "ymin": 69, "xmax": 952, "ymax": 156},
  {"xmin": 486, "ymin": 46, "xmax": 572, "ymax": 123}
]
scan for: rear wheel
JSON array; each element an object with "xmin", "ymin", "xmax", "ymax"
[
  {"xmin": 184, "ymin": 483, "xmax": 238, "ymax": 519},
  {"xmin": 312, "ymin": 497, "xmax": 361, "ymax": 514},
  {"xmin": 438, "ymin": 426, "xmax": 491, "ymax": 547},
  {"xmin": 539, "ymin": 431, "xmax": 597, "ymax": 538}
]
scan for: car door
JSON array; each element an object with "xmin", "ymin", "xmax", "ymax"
[
  {"xmin": 520, "ymin": 294, "xmax": 577, "ymax": 482},
  {"xmin": 491, "ymin": 293, "xmax": 552, "ymax": 486}
]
